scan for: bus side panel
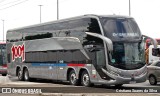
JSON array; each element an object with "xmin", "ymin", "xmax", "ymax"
[
  {"xmin": 7, "ymin": 62, "xmax": 17, "ymax": 76},
  {"xmin": 7, "ymin": 42, "xmax": 25, "ymax": 76},
  {"xmin": 7, "ymin": 43, "xmax": 16, "ymax": 76}
]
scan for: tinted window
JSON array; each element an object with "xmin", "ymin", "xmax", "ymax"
[
  {"xmin": 57, "ymin": 50, "xmax": 72, "ymax": 63},
  {"xmin": 156, "ymin": 62, "xmax": 160, "ymax": 67},
  {"xmin": 7, "ymin": 18, "xmax": 101, "ymax": 42},
  {"xmin": 72, "ymin": 50, "xmax": 88, "ymax": 63},
  {"xmin": 100, "ymin": 17, "xmax": 141, "ymax": 41},
  {"xmin": 25, "ymin": 50, "xmax": 88, "ymax": 64},
  {"xmin": 25, "ymin": 51, "xmax": 57, "ymax": 63},
  {"xmin": 25, "ymin": 32, "xmax": 52, "ymax": 40},
  {"xmin": 6, "ymin": 31, "xmax": 23, "ymax": 42},
  {"xmin": 109, "ymin": 42, "xmax": 145, "ymax": 70}
]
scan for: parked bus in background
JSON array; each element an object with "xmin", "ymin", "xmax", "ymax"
[
  {"xmin": 145, "ymin": 38, "xmax": 160, "ymax": 50},
  {"xmin": 145, "ymin": 45, "xmax": 160, "ymax": 65},
  {"xmin": 6, "ymin": 15, "xmax": 159, "ymax": 87},
  {"xmin": 145, "ymin": 39, "xmax": 160, "ymax": 64},
  {"xmin": 0, "ymin": 42, "xmax": 7, "ymax": 76}
]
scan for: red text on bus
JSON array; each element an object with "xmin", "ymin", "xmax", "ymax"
[{"xmin": 11, "ymin": 44, "xmax": 25, "ymax": 62}]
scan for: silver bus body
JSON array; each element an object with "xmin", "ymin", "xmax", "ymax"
[{"xmin": 7, "ymin": 15, "xmax": 148, "ymax": 86}]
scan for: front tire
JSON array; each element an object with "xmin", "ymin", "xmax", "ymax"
[
  {"xmin": 69, "ymin": 70, "xmax": 79, "ymax": 86},
  {"xmin": 81, "ymin": 70, "xmax": 93, "ymax": 87},
  {"xmin": 17, "ymin": 68, "xmax": 23, "ymax": 81},
  {"xmin": 149, "ymin": 75, "xmax": 157, "ymax": 85}
]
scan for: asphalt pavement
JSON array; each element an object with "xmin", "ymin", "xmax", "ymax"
[{"xmin": 0, "ymin": 75, "xmax": 160, "ymax": 96}]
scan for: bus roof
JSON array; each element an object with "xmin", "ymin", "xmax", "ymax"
[{"xmin": 7, "ymin": 14, "xmax": 132, "ymax": 32}]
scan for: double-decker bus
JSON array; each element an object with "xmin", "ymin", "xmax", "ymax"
[
  {"xmin": 0, "ymin": 42, "xmax": 7, "ymax": 76},
  {"xmin": 6, "ymin": 15, "xmax": 158, "ymax": 86}
]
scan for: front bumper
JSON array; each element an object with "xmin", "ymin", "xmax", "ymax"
[
  {"xmin": 95, "ymin": 68, "xmax": 147, "ymax": 85},
  {"xmin": 0, "ymin": 68, "xmax": 7, "ymax": 75}
]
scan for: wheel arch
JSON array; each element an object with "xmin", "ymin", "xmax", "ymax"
[
  {"xmin": 149, "ymin": 74, "xmax": 157, "ymax": 79},
  {"xmin": 78, "ymin": 68, "xmax": 90, "ymax": 82},
  {"xmin": 67, "ymin": 67, "xmax": 76, "ymax": 81}
]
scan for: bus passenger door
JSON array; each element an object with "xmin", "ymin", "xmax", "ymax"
[{"xmin": 95, "ymin": 48, "xmax": 106, "ymax": 72}]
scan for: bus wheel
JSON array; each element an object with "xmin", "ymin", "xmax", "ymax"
[
  {"xmin": 81, "ymin": 70, "xmax": 93, "ymax": 87},
  {"xmin": 24, "ymin": 68, "xmax": 30, "ymax": 81},
  {"xmin": 69, "ymin": 70, "xmax": 79, "ymax": 86},
  {"xmin": 149, "ymin": 75, "xmax": 157, "ymax": 85},
  {"xmin": 17, "ymin": 68, "xmax": 23, "ymax": 81}
]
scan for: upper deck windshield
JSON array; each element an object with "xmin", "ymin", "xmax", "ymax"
[
  {"xmin": 100, "ymin": 17, "xmax": 145, "ymax": 70},
  {"xmin": 100, "ymin": 17, "xmax": 141, "ymax": 41},
  {"xmin": 0, "ymin": 44, "xmax": 7, "ymax": 65}
]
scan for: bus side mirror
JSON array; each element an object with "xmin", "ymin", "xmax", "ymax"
[
  {"xmin": 152, "ymin": 48, "xmax": 160, "ymax": 57},
  {"xmin": 85, "ymin": 32, "xmax": 113, "ymax": 52}
]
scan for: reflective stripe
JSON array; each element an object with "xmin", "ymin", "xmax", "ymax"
[
  {"xmin": 68, "ymin": 64, "xmax": 85, "ymax": 67},
  {"xmin": 31, "ymin": 63, "xmax": 85, "ymax": 67},
  {"xmin": 31, "ymin": 63, "xmax": 67, "ymax": 66}
]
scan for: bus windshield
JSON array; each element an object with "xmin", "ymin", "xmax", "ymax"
[
  {"xmin": 100, "ymin": 17, "xmax": 141, "ymax": 41},
  {"xmin": 110, "ymin": 42, "xmax": 145, "ymax": 70},
  {"xmin": 0, "ymin": 44, "xmax": 7, "ymax": 65}
]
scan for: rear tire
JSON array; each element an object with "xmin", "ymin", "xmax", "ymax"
[
  {"xmin": 149, "ymin": 75, "xmax": 157, "ymax": 85},
  {"xmin": 69, "ymin": 70, "xmax": 79, "ymax": 86},
  {"xmin": 24, "ymin": 68, "xmax": 30, "ymax": 81},
  {"xmin": 81, "ymin": 70, "xmax": 93, "ymax": 87},
  {"xmin": 17, "ymin": 68, "xmax": 24, "ymax": 81}
]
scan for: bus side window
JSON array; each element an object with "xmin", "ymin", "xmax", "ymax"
[{"xmin": 152, "ymin": 48, "xmax": 160, "ymax": 57}]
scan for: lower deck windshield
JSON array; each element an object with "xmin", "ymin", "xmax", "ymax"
[{"xmin": 109, "ymin": 42, "xmax": 145, "ymax": 70}]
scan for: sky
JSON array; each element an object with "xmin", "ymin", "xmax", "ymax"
[{"xmin": 0, "ymin": 0, "xmax": 160, "ymax": 41}]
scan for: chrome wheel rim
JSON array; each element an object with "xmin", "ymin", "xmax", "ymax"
[
  {"xmin": 83, "ymin": 74, "xmax": 89, "ymax": 86},
  {"xmin": 70, "ymin": 73, "xmax": 76, "ymax": 84},
  {"xmin": 24, "ymin": 71, "xmax": 29, "ymax": 80},
  {"xmin": 149, "ymin": 76, "xmax": 155, "ymax": 84},
  {"xmin": 18, "ymin": 70, "xmax": 22, "ymax": 80}
]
